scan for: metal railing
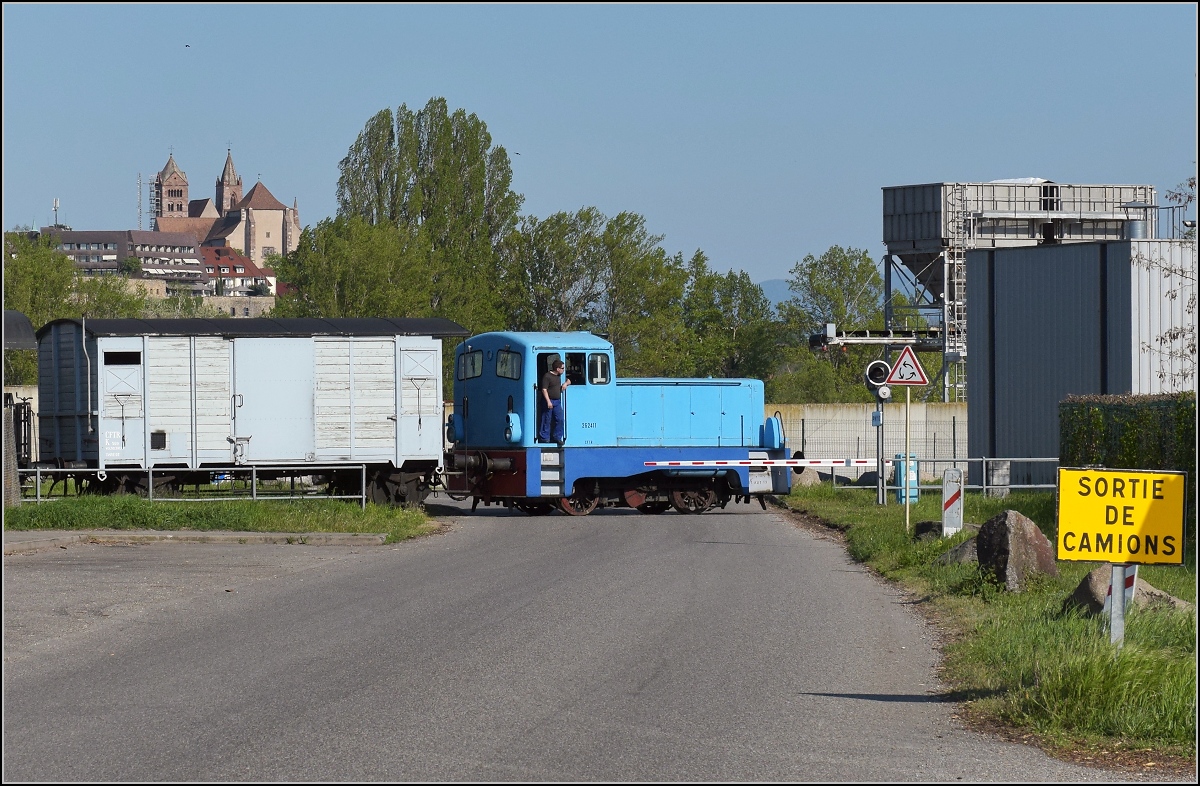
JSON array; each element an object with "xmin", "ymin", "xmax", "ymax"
[
  {"xmin": 18, "ymin": 465, "xmax": 370, "ymax": 509},
  {"xmin": 819, "ymin": 456, "xmax": 1060, "ymax": 499}
]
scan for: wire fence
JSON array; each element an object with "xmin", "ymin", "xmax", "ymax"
[{"xmin": 17, "ymin": 465, "xmax": 370, "ymax": 509}]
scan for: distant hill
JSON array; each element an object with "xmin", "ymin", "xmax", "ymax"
[{"xmin": 757, "ymin": 279, "xmax": 792, "ymax": 312}]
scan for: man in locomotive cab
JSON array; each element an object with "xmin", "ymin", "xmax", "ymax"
[{"xmin": 538, "ymin": 359, "xmax": 570, "ymax": 445}]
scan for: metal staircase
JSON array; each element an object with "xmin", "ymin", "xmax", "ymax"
[{"xmin": 943, "ymin": 184, "xmax": 973, "ymax": 403}]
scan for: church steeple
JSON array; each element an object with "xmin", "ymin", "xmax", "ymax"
[
  {"xmin": 153, "ymin": 152, "xmax": 188, "ymax": 220},
  {"xmin": 215, "ymin": 148, "xmax": 243, "ymax": 213}
]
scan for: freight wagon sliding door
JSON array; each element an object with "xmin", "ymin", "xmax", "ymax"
[
  {"xmin": 231, "ymin": 338, "xmax": 315, "ymax": 463},
  {"xmin": 193, "ymin": 337, "xmax": 231, "ymax": 466},
  {"xmin": 314, "ymin": 338, "xmax": 398, "ymax": 462},
  {"xmin": 396, "ymin": 338, "xmax": 441, "ymax": 461}
]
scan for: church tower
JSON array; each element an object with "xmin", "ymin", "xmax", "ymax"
[
  {"xmin": 153, "ymin": 153, "xmax": 189, "ymax": 219},
  {"xmin": 215, "ymin": 149, "xmax": 243, "ymax": 213}
]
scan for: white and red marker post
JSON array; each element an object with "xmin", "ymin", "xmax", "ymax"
[{"xmin": 942, "ymin": 467, "xmax": 964, "ymax": 536}]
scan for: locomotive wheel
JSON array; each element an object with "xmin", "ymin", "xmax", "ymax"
[
  {"xmin": 558, "ymin": 494, "xmax": 599, "ymax": 516},
  {"xmin": 514, "ymin": 499, "xmax": 556, "ymax": 516},
  {"xmin": 669, "ymin": 488, "xmax": 716, "ymax": 514},
  {"xmin": 636, "ymin": 501, "xmax": 671, "ymax": 515},
  {"xmin": 622, "ymin": 488, "xmax": 648, "ymax": 508}
]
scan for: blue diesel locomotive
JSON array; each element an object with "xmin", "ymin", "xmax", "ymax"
[{"xmin": 442, "ymin": 331, "xmax": 791, "ymax": 515}]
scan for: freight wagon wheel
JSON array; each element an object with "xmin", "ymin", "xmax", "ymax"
[
  {"xmin": 558, "ymin": 494, "xmax": 599, "ymax": 516},
  {"xmin": 636, "ymin": 501, "xmax": 671, "ymax": 515},
  {"xmin": 366, "ymin": 479, "xmax": 391, "ymax": 506},
  {"xmin": 669, "ymin": 488, "xmax": 716, "ymax": 514},
  {"xmin": 514, "ymin": 499, "xmax": 556, "ymax": 516},
  {"xmin": 113, "ymin": 473, "xmax": 147, "ymax": 496},
  {"xmin": 396, "ymin": 478, "xmax": 428, "ymax": 507}
]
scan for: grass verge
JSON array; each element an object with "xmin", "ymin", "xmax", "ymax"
[
  {"xmin": 3, "ymin": 496, "xmax": 436, "ymax": 545},
  {"xmin": 783, "ymin": 484, "xmax": 1196, "ymax": 767}
]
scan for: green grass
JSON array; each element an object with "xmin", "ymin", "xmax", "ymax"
[
  {"xmin": 785, "ymin": 484, "xmax": 1197, "ymax": 758},
  {"xmin": 3, "ymin": 496, "xmax": 436, "ymax": 545}
]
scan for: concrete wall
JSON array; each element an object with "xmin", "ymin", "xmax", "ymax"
[
  {"xmin": 773, "ymin": 402, "xmax": 968, "ymax": 481},
  {"xmin": 208, "ymin": 296, "xmax": 275, "ymax": 318}
]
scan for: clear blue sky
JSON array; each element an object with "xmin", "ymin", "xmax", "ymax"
[{"xmin": 3, "ymin": 3, "xmax": 1196, "ymax": 284}]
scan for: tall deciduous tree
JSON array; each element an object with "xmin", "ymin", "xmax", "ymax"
[
  {"xmin": 335, "ymin": 97, "xmax": 523, "ymax": 333},
  {"xmin": 769, "ymin": 245, "xmax": 886, "ymax": 403},
  {"xmin": 680, "ymin": 252, "xmax": 781, "ymax": 380},
  {"xmin": 498, "ymin": 208, "xmax": 693, "ymax": 376},
  {"xmin": 500, "ymin": 207, "xmax": 608, "ymax": 332},
  {"xmin": 779, "ymin": 245, "xmax": 883, "ymax": 337},
  {"xmin": 594, "ymin": 214, "xmax": 690, "ymax": 377},
  {"xmin": 271, "ymin": 216, "xmax": 431, "ymax": 319}
]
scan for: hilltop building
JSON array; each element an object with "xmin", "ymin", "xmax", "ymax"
[{"xmin": 151, "ymin": 150, "xmax": 300, "ymax": 269}]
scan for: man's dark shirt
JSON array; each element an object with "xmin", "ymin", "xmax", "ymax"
[{"xmin": 541, "ymin": 370, "xmax": 563, "ymax": 400}]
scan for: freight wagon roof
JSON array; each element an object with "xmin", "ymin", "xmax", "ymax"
[
  {"xmin": 5, "ymin": 310, "xmax": 36, "ymax": 350},
  {"xmin": 37, "ymin": 317, "xmax": 470, "ymax": 340}
]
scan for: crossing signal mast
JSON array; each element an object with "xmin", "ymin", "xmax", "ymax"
[{"xmin": 864, "ymin": 360, "xmax": 891, "ymax": 505}]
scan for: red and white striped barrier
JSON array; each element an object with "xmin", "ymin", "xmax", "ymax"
[{"xmin": 644, "ymin": 458, "xmax": 892, "ymax": 468}]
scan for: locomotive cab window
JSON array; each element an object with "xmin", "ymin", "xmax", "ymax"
[
  {"xmin": 588, "ymin": 353, "xmax": 610, "ymax": 384},
  {"xmin": 496, "ymin": 350, "xmax": 522, "ymax": 380},
  {"xmin": 565, "ymin": 353, "xmax": 586, "ymax": 385},
  {"xmin": 537, "ymin": 352, "xmax": 588, "ymax": 385},
  {"xmin": 457, "ymin": 350, "xmax": 483, "ymax": 380},
  {"xmin": 104, "ymin": 351, "xmax": 141, "ymax": 366}
]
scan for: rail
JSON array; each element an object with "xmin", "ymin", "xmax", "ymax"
[{"xmin": 18, "ymin": 465, "xmax": 371, "ymax": 510}]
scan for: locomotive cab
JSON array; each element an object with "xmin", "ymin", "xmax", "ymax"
[{"xmin": 448, "ymin": 332, "xmax": 616, "ymax": 450}]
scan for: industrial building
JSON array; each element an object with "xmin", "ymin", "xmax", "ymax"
[
  {"xmin": 879, "ymin": 180, "xmax": 1179, "ymax": 402},
  {"xmin": 965, "ymin": 237, "xmax": 1195, "ymax": 486}
]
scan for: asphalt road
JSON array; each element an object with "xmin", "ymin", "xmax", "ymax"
[{"xmin": 1, "ymin": 498, "xmax": 1162, "ymax": 781}]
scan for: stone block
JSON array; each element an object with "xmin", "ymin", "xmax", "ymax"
[
  {"xmin": 1062, "ymin": 564, "xmax": 1195, "ymax": 616},
  {"xmin": 976, "ymin": 509, "xmax": 1059, "ymax": 591}
]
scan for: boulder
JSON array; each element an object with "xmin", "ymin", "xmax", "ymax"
[
  {"xmin": 976, "ymin": 510, "xmax": 1059, "ymax": 591},
  {"xmin": 1062, "ymin": 564, "xmax": 1196, "ymax": 616},
  {"xmin": 854, "ymin": 470, "xmax": 880, "ymax": 487},
  {"xmin": 936, "ymin": 536, "xmax": 978, "ymax": 566},
  {"xmin": 913, "ymin": 521, "xmax": 941, "ymax": 542},
  {"xmin": 791, "ymin": 467, "xmax": 823, "ymax": 487}
]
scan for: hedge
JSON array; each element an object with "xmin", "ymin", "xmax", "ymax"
[{"xmin": 1059, "ymin": 393, "xmax": 1196, "ymax": 530}]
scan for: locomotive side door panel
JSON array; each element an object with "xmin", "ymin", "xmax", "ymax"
[
  {"xmin": 231, "ymin": 338, "xmax": 315, "ymax": 463},
  {"xmin": 562, "ymin": 351, "xmax": 615, "ymax": 446},
  {"xmin": 688, "ymin": 385, "xmax": 723, "ymax": 443}
]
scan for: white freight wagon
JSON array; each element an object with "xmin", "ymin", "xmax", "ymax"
[{"xmin": 35, "ymin": 317, "xmax": 468, "ymax": 504}]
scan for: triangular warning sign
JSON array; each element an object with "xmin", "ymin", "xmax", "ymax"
[{"xmin": 885, "ymin": 345, "xmax": 929, "ymax": 386}]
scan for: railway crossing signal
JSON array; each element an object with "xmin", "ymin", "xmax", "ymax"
[{"xmin": 864, "ymin": 360, "xmax": 892, "ymax": 400}]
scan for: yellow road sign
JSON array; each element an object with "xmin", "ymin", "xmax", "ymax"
[{"xmin": 1056, "ymin": 468, "xmax": 1187, "ymax": 564}]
